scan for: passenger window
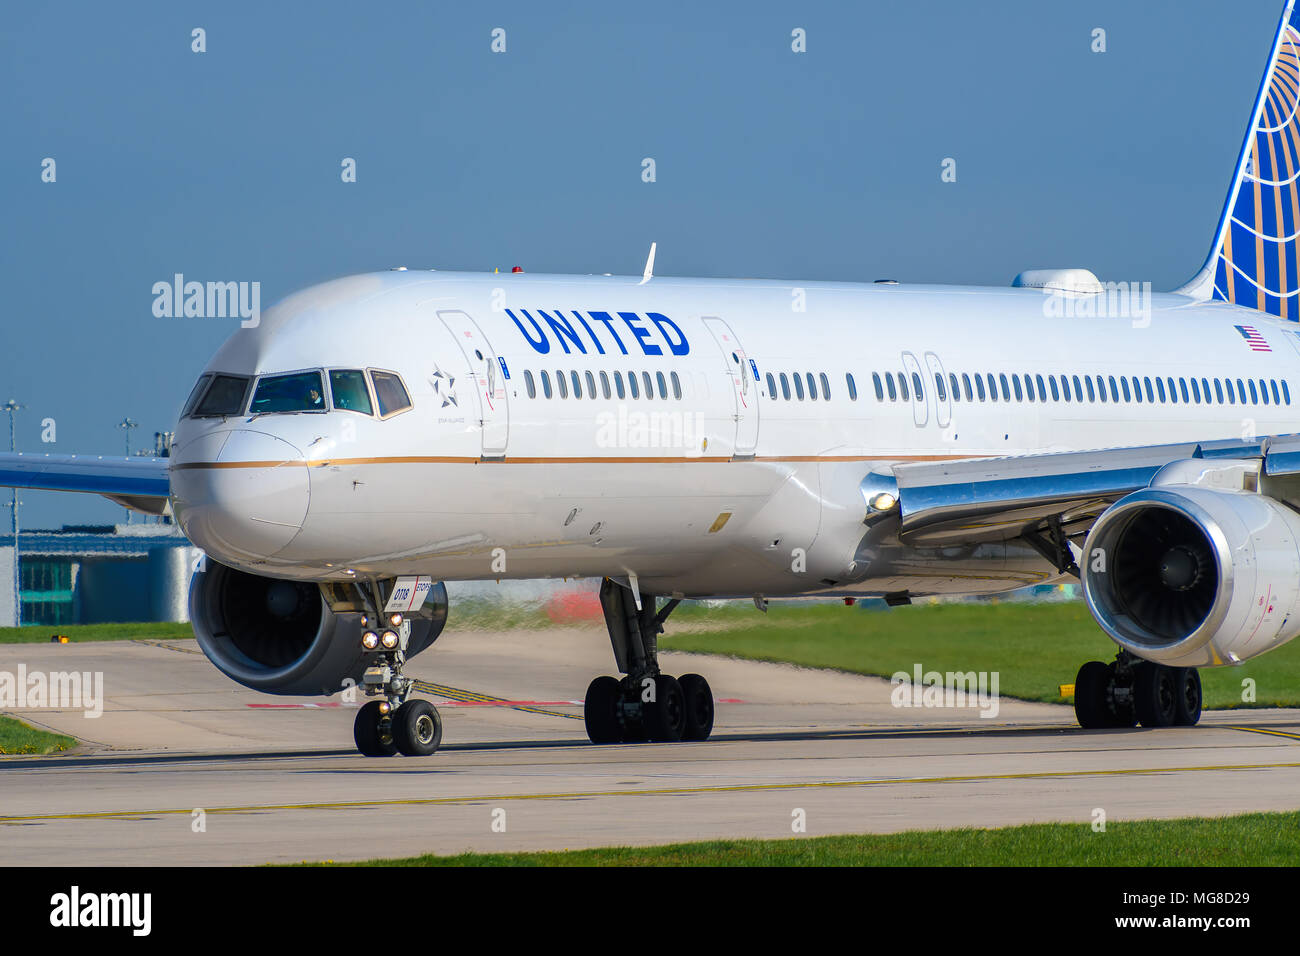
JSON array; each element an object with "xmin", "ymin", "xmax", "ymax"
[
  {"xmin": 1179, "ymin": 378, "xmax": 1189, "ymax": 403},
  {"xmin": 1121, "ymin": 377, "xmax": 1131, "ymax": 402},
  {"xmin": 627, "ymin": 372, "xmax": 639, "ymax": 399},
  {"xmin": 1095, "ymin": 375, "xmax": 1107, "ymax": 403},
  {"xmin": 949, "ymin": 373, "xmax": 960, "ymax": 402},
  {"xmin": 820, "ymin": 372, "xmax": 831, "ymax": 399},
  {"xmin": 556, "ymin": 371, "xmax": 569, "ymax": 399},
  {"xmin": 1190, "ymin": 378, "xmax": 1201, "ymax": 403},
  {"xmin": 1201, "ymin": 378, "xmax": 1211, "ymax": 402},
  {"xmin": 1214, "ymin": 379, "xmax": 1224, "ymax": 403},
  {"xmin": 912, "ymin": 372, "xmax": 924, "ymax": 400},
  {"xmin": 873, "ymin": 373, "xmax": 884, "ymax": 401},
  {"xmin": 998, "ymin": 374, "xmax": 1010, "ymax": 401},
  {"xmin": 541, "ymin": 370, "xmax": 553, "ymax": 399},
  {"xmin": 1035, "ymin": 374, "xmax": 1046, "ymax": 401},
  {"xmin": 1108, "ymin": 376, "xmax": 1119, "ymax": 402},
  {"xmin": 657, "ymin": 371, "xmax": 668, "ymax": 399},
  {"xmin": 570, "ymin": 371, "xmax": 582, "ymax": 399},
  {"xmin": 962, "ymin": 373, "xmax": 973, "ymax": 401},
  {"xmin": 1156, "ymin": 378, "xmax": 1166, "ymax": 402},
  {"xmin": 329, "ymin": 370, "xmax": 373, "ymax": 415},
  {"xmin": 806, "ymin": 373, "xmax": 818, "ymax": 401},
  {"xmin": 1284, "ymin": 380, "xmax": 1292, "ymax": 405},
  {"xmin": 1144, "ymin": 377, "xmax": 1154, "ymax": 403},
  {"xmin": 193, "ymin": 374, "xmax": 251, "ymax": 417},
  {"xmin": 1049, "ymin": 376, "xmax": 1059, "ymax": 401},
  {"xmin": 614, "ymin": 371, "xmax": 625, "ymax": 399},
  {"xmin": 1085, "ymin": 377, "xmax": 1096, "ymax": 402},
  {"xmin": 975, "ymin": 375, "xmax": 986, "ymax": 401},
  {"xmin": 524, "ymin": 370, "xmax": 537, "ymax": 399},
  {"xmin": 601, "ymin": 371, "xmax": 612, "ymax": 399},
  {"xmin": 794, "ymin": 374, "xmax": 806, "ymax": 400},
  {"xmin": 671, "ymin": 371, "xmax": 682, "ymax": 400},
  {"xmin": 1012, "ymin": 376, "xmax": 1023, "ymax": 401},
  {"xmin": 847, "ymin": 373, "xmax": 857, "ymax": 401},
  {"xmin": 1249, "ymin": 380, "xmax": 1259, "ymax": 403},
  {"xmin": 1166, "ymin": 377, "xmax": 1178, "ymax": 404},
  {"xmin": 643, "ymin": 371, "xmax": 654, "ymax": 400},
  {"xmin": 898, "ymin": 373, "xmax": 909, "ymax": 402},
  {"xmin": 1059, "ymin": 375, "xmax": 1071, "ymax": 402},
  {"xmin": 586, "ymin": 371, "xmax": 597, "ymax": 400},
  {"xmin": 1072, "ymin": 376, "xmax": 1083, "ymax": 402},
  {"xmin": 985, "ymin": 374, "xmax": 997, "ymax": 402},
  {"xmin": 1131, "ymin": 376, "xmax": 1142, "ymax": 403},
  {"xmin": 935, "ymin": 373, "xmax": 947, "ymax": 402},
  {"xmin": 767, "ymin": 373, "xmax": 778, "ymax": 400},
  {"xmin": 781, "ymin": 373, "xmax": 791, "ymax": 400},
  {"xmin": 886, "ymin": 374, "xmax": 898, "ymax": 401},
  {"xmin": 252, "ymin": 370, "xmax": 326, "ymax": 414}
]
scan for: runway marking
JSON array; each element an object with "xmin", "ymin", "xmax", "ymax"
[
  {"xmin": 413, "ymin": 680, "xmax": 582, "ymax": 720},
  {"xmin": 5, "ymin": 759, "xmax": 1300, "ymax": 825},
  {"xmin": 131, "ymin": 640, "xmax": 203, "ymax": 656},
  {"xmin": 1227, "ymin": 725, "xmax": 1300, "ymax": 741}
]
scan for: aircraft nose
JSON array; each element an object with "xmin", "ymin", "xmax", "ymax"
[{"xmin": 171, "ymin": 429, "xmax": 309, "ymax": 562}]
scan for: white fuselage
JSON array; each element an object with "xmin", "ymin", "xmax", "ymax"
[{"xmin": 167, "ymin": 270, "xmax": 1300, "ymax": 599}]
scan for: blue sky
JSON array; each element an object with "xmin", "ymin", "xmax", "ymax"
[{"xmin": 0, "ymin": 0, "xmax": 1285, "ymax": 526}]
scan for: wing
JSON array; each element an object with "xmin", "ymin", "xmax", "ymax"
[
  {"xmin": 887, "ymin": 435, "xmax": 1300, "ymax": 570},
  {"xmin": 0, "ymin": 452, "xmax": 171, "ymax": 516}
]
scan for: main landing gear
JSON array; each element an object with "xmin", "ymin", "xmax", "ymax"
[
  {"xmin": 1073, "ymin": 650, "xmax": 1202, "ymax": 729},
  {"xmin": 584, "ymin": 578, "xmax": 715, "ymax": 744}
]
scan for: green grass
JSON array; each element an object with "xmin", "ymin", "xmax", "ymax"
[
  {"xmin": 0, "ymin": 715, "xmax": 76, "ymax": 755},
  {"xmin": 0, "ymin": 621, "xmax": 195, "ymax": 644},
  {"xmin": 308, "ymin": 811, "xmax": 1300, "ymax": 866},
  {"xmin": 662, "ymin": 600, "xmax": 1300, "ymax": 710}
]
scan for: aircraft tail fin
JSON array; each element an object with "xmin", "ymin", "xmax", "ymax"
[{"xmin": 1178, "ymin": 1, "xmax": 1300, "ymax": 318}]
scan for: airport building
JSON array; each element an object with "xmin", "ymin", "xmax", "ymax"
[{"xmin": 0, "ymin": 522, "xmax": 199, "ymax": 628}]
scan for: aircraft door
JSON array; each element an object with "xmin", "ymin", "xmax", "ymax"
[
  {"xmin": 901, "ymin": 351, "xmax": 928, "ymax": 427},
  {"xmin": 702, "ymin": 316, "xmax": 759, "ymax": 457},
  {"xmin": 923, "ymin": 351, "xmax": 951, "ymax": 428},
  {"xmin": 437, "ymin": 309, "xmax": 509, "ymax": 458}
]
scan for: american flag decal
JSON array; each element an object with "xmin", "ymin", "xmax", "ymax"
[{"xmin": 1235, "ymin": 325, "xmax": 1272, "ymax": 352}]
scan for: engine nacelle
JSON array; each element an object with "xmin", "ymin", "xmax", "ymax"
[
  {"xmin": 1082, "ymin": 486, "xmax": 1300, "ymax": 667},
  {"xmin": 189, "ymin": 562, "xmax": 448, "ymax": 695}
]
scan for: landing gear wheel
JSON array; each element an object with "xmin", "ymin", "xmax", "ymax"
[
  {"xmin": 1134, "ymin": 662, "xmax": 1178, "ymax": 728},
  {"xmin": 393, "ymin": 699, "xmax": 443, "ymax": 756},
  {"xmin": 353, "ymin": 700, "xmax": 398, "ymax": 757},
  {"xmin": 584, "ymin": 676, "xmax": 623, "ymax": 744},
  {"xmin": 1074, "ymin": 661, "xmax": 1113, "ymax": 729},
  {"xmin": 1174, "ymin": 667, "xmax": 1202, "ymax": 726},
  {"xmin": 679, "ymin": 673, "xmax": 715, "ymax": 741},
  {"xmin": 1107, "ymin": 661, "xmax": 1137, "ymax": 727},
  {"xmin": 644, "ymin": 675, "xmax": 686, "ymax": 742}
]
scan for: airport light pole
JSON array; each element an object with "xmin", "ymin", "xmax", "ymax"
[{"xmin": 3, "ymin": 400, "xmax": 23, "ymax": 627}]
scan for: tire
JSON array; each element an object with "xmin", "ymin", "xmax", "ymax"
[
  {"xmin": 584, "ymin": 676, "xmax": 623, "ymax": 744},
  {"xmin": 353, "ymin": 700, "xmax": 397, "ymax": 757},
  {"xmin": 1174, "ymin": 667, "xmax": 1203, "ymax": 727},
  {"xmin": 643, "ymin": 675, "xmax": 686, "ymax": 742},
  {"xmin": 1134, "ymin": 662, "xmax": 1178, "ymax": 728},
  {"xmin": 679, "ymin": 673, "xmax": 715, "ymax": 741},
  {"xmin": 1107, "ymin": 661, "xmax": 1137, "ymax": 727},
  {"xmin": 393, "ymin": 699, "xmax": 443, "ymax": 756},
  {"xmin": 1074, "ymin": 661, "xmax": 1113, "ymax": 729}
]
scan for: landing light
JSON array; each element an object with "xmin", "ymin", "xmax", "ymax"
[
  {"xmin": 362, "ymin": 631, "xmax": 380, "ymax": 650},
  {"xmin": 380, "ymin": 630, "xmax": 400, "ymax": 649},
  {"xmin": 388, "ymin": 613, "xmax": 403, "ymax": 627},
  {"xmin": 870, "ymin": 492, "xmax": 898, "ymax": 512}
]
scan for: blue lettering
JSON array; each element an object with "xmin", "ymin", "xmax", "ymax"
[
  {"xmin": 571, "ymin": 311, "xmax": 606, "ymax": 355},
  {"xmin": 647, "ymin": 312, "xmax": 689, "ymax": 355},
  {"xmin": 507, "ymin": 309, "xmax": 550, "ymax": 354},
  {"xmin": 537, "ymin": 309, "xmax": 587, "ymax": 354},
  {"xmin": 588, "ymin": 311, "xmax": 628, "ymax": 355},
  {"xmin": 619, "ymin": 312, "xmax": 663, "ymax": 356}
]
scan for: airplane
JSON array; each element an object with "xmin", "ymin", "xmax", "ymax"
[{"xmin": 5, "ymin": 3, "xmax": 1300, "ymax": 757}]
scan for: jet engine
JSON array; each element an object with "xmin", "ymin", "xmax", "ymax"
[
  {"xmin": 1082, "ymin": 485, "xmax": 1300, "ymax": 667},
  {"xmin": 189, "ymin": 561, "xmax": 447, "ymax": 695}
]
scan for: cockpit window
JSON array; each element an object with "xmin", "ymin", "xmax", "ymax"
[
  {"xmin": 329, "ymin": 369, "xmax": 373, "ymax": 415},
  {"xmin": 370, "ymin": 370, "xmax": 412, "ymax": 417},
  {"xmin": 250, "ymin": 370, "xmax": 326, "ymax": 414},
  {"xmin": 181, "ymin": 374, "xmax": 212, "ymax": 417},
  {"xmin": 192, "ymin": 374, "xmax": 251, "ymax": 417}
]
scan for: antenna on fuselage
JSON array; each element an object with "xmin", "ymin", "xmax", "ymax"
[{"xmin": 639, "ymin": 242, "xmax": 656, "ymax": 285}]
